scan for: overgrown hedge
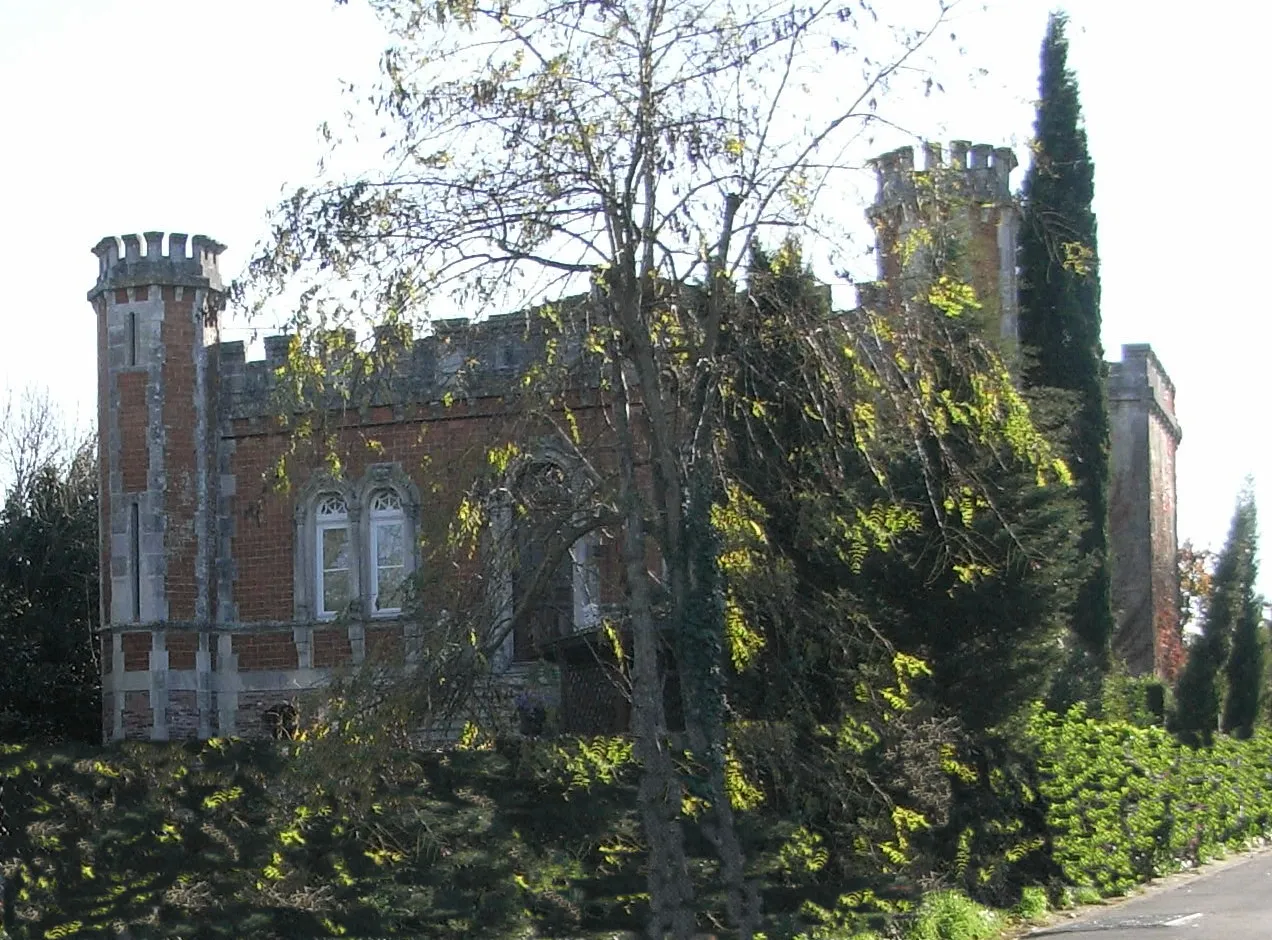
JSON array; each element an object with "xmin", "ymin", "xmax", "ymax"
[
  {"xmin": 6, "ymin": 707, "xmax": 1272, "ymax": 939},
  {"xmin": 1028, "ymin": 704, "xmax": 1272, "ymax": 895},
  {"xmin": 0, "ymin": 737, "xmax": 650, "ymax": 938}
]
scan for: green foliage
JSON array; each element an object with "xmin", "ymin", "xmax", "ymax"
[
  {"xmin": 1012, "ymin": 885, "xmax": 1048, "ymax": 921},
  {"xmin": 13, "ymin": 703, "xmax": 1272, "ymax": 937},
  {"xmin": 1099, "ymin": 663, "xmax": 1168, "ymax": 728},
  {"xmin": 1175, "ymin": 490, "xmax": 1263, "ymax": 743},
  {"xmin": 906, "ymin": 890, "xmax": 1001, "ymax": 940},
  {"xmin": 1221, "ymin": 494, "xmax": 1263, "ymax": 739},
  {"xmin": 1028, "ymin": 704, "xmax": 1272, "ymax": 896},
  {"xmin": 1018, "ymin": 12, "xmax": 1112, "ymax": 660},
  {"xmin": 729, "ymin": 245, "xmax": 1083, "ymax": 736},
  {"xmin": 0, "ymin": 444, "xmax": 100, "ymax": 745},
  {"xmin": 0, "ymin": 738, "xmax": 650, "ymax": 938},
  {"xmin": 924, "ymin": 736, "xmax": 1054, "ymax": 909}
]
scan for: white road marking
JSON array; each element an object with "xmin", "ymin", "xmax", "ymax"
[{"xmin": 1163, "ymin": 912, "xmax": 1203, "ymax": 927}]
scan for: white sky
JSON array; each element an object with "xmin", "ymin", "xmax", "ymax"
[{"xmin": 0, "ymin": 0, "xmax": 1264, "ymax": 584}]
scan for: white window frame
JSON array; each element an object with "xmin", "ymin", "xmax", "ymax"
[
  {"xmin": 368, "ymin": 489, "xmax": 407, "ymax": 616},
  {"xmin": 571, "ymin": 534, "xmax": 601, "ymax": 630},
  {"xmin": 293, "ymin": 466, "xmax": 420, "ymax": 624},
  {"xmin": 315, "ymin": 493, "xmax": 353, "ymax": 620}
]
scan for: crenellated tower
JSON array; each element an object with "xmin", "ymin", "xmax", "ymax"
[
  {"xmin": 89, "ymin": 233, "xmax": 226, "ymax": 741},
  {"xmin": 865, "ymin": 141, "xmax": 1020, "ymax": 350}
]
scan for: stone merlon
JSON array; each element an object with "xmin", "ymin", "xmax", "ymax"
[{"xmin": 868, "ymin": 140, "xmax": 1018, "ymax": 210}]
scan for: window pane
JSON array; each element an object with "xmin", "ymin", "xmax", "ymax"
[
  {"xmin": 370, "ymin": 490, "xmax": 402, "ymax": 513},
  {"xmin": 317, "ymin": 493, "xmax": 348, "ymax": 517},
  {"xmin": 322, "ymin": 526, "xmax": 350, "ymax": 570},
  {"xmin": 376, "ymin": 564, "xmax": 405, "ymax": 610},
  {"xmin": 376, "ymin": 522, "xmax": 404, "ymax": 566},
  {"xmin": 323, "ymin": 569, "xmax": 351, "ymax": 613}
]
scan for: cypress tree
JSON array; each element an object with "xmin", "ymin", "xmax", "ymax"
[
  {"xmin": 1175, "ymin": 492, "xmax": 1259, "ymax": 744},
  {"xmin": 1018, "ymin": 12, "xmax": 1112, "ymax": 660},
  {"xmin": 1220, "ymin": 493, "xmax": 1262, "ymax": 738}
]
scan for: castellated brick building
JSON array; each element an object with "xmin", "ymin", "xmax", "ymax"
[
  {"xmin": 91, "ymin": 234, "xmax": 626, "ymax": 742},
  {"xmin": 92, "ymin": 143, "xmax": 1181, "ymax": 742}
]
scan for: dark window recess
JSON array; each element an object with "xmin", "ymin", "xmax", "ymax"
[
  {"xmin": 130, "ymin": 502, "xmax": 141, "ymax": 622},
  {"xmin": 512, "ymin": 462, "xmax": 574, "ymax": 661}
]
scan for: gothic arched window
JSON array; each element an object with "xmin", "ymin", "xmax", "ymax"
[
  {"xmin": 507, "ymin": 459, "xmax": 599, "ymax": 660},
  {"xmin": 295, "ymin": 466, "xmax": 420, "ymax": 623},
  {"xmin": 315, "ymin": 493, "xmax": 352, "ymax": 619},
  {"xmin": 369, "ymin": 489, "xmax": 407, "ymax": 613}
]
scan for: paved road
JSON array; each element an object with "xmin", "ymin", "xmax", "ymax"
[{"xmin": 1028, "ymin": 850, "xmax": 1272, "ymax": 939}]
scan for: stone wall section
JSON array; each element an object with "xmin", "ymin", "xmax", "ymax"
[{"xmin": 1109, "ymin": 344, "xmax": 1182, "ymax": 678}]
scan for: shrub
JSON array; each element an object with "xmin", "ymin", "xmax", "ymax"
[
  {"xmin": 907, "ymin": 890, "xmax": 1001, "ymax": 940},
  {"xmin": 1012, "ymin": 885, "xmax": 1048, "ymax": 920},
  {"xmin": 1027, "ymin": 704, "xmax": 1272, "ymax": 896}
]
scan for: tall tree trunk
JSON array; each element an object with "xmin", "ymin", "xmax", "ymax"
[{"xmin": 610, "ymin": 345, "xmax": 695, "ymax": 939}]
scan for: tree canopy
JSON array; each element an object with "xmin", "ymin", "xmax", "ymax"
[{"xmin": 1175, "ymin": 490, "xmax": 1262, "ymax": 744}]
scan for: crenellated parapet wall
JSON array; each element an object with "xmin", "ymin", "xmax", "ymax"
[
  {"xmin": 864, "ymin": 140, "xmax": 1021, "ymax": 349},
  {"xmin": 88, "ymin": 232, "xmax": 226, "ymax": 301},
  {"xmin": 869, "ymin": 140, "xmax": 1017, "ymax": 212},
  {"xmin": 212, "ymin": 305, "xmax": 600, "ymax": 421},
  {"xmin": 1108, "ymin": 343, "xmax": 1181, "ymax": 444}
]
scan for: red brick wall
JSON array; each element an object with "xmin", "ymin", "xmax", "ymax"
[
  {"xmin": 233, "ymin": 632, "xmax": 299, "ymax": 671},
  {"xmin": 213, "ymin": 362, "xmax": 628, "ymax": 641},
  {"xmin": 123, "ymin": 690, "xmax": 151, "ymax": 740},
  {"xmin": 118, "ymin": 372, "xmax": 148, "ymax": 493},
  {"xmin": 162, "ymin": 287, "xmax": 200, "ymax": 620},
  {"xmin": 312, "ymin": 628, "xmax": 351, "ymax": 668},
  {"xmin": 167, "ymin": 632, "xmax": 198, "ymax": 670},
  {"xmin": 227, "ymin": 404, "xmax": 511, "ymax": 621},
  {"xmin": 121, "ymin": 632, "xmax": 150, "ymax": 671},
  {"xmin": 102, "ymin": 635, "xmax": 113, "ymax": 674},
  {"xmin": 167, "ymin": 690, "xmax": 199, "ymax": 739}
]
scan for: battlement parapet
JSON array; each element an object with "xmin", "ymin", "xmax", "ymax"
[
  {"xmin": 213, "ymin": 309, "xmax": 598, "ymax": 421},
  {"xmin": 869, "ymin": 141, "xmax": 1017, "ymax": 212},
  {"xmin": 88, "ymin": 232, "xmax": 226, "ymax": 301}
]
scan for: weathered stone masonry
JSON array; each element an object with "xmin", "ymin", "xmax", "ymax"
[
  {"xmin": 1109, "ymin": 344, "xmax": 1183, "ymax": 679},
  {"xmin": 92, "ymin": 234, "xmax": 226, "ymax": 741}
]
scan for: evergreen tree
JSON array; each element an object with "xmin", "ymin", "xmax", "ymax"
[
  {"xmin": 1018, "ymin": 12, "xmax": 1112, "ymax": 660},
  {"xmin": 0, "ymin": 442, "xmax": 100, "ymax": 744},
  {"xmin": 727, "ymin": 244, "xmax": 1084, "ymax": 734},
  {"xmin": 1175, "ymin": 492, "xmax": 1259, "ymax": 744},
  {"xmin": 1220, "ymin": 494, "xmax": 1262, "ymax": 738}
]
